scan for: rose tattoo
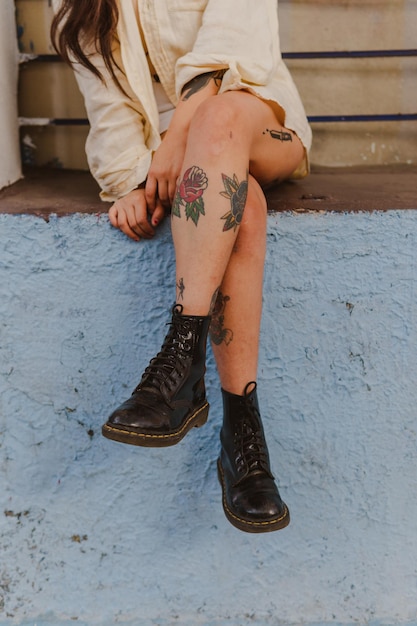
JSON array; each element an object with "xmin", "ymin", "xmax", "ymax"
[{"xmin": 172, "ymin": 166, "xmax": 208, "ymax": 225}]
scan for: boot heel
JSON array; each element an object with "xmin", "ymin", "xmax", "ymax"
[{"xmin": 193, "ymin": 402, "xmax": 210, "ymax": 428}]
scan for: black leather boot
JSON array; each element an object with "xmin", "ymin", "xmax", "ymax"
[
  {"xmin": 102, "ymin": 305, "xmax": 211, "ymax": 447},
  {"xmin": 217, "ymin": 382, "xmax": 290, "ymax": 533}
]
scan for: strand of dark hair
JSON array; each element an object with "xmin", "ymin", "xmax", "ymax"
[{"xmin": 51, "ymin": 0, "xmax": 125, "ymax": 92}]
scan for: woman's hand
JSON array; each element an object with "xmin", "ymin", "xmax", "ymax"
[
  {"xmin": 145, "ymin": 129, "xmax": 187, "ymax": 212},
  {"xmin": 111, "ymin": 71, "xmax": 226, "ymax": 229},
  {"xmin": 108, "ymin": 187, "xmax": 165, "ymax": 241}
]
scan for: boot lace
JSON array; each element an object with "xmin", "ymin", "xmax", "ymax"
[
  {"xmin": 134, "ymin": 307, "xmax": 194, "ymax": 399},
  {"xmin": 233, "ymin": 383, "xmax": 273, "ymax": 481}
]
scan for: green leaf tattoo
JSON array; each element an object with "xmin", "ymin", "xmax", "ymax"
[
  {"xmin": 219, "ymin": 173, "xmax": 248, "ymax": 232},
  {"xmin": 172, "ymin": 166, "xmax": 208, "ymax": 225},
  {"xmin": 171, "ymin": 198, "xmax": 181, "ymax": 218}
]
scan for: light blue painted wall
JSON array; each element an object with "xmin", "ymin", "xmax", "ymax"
[{"xmin": 1, "ymin": 211, "xmax": 416, "ymax": 626}]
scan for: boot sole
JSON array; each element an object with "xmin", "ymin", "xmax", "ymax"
[
  {"xmin": 217, "ymin": 459, "xmax": 290, "ymax": 533},
  {"xmin": 101, "ymin": 402, "xmax": 209, "ymax": 448}
]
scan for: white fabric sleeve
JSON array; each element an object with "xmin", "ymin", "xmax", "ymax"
[
  {"xmin": 72, "ymin": 49, "xmax": 152, "ymax": 202},
  {"xmin": 174, "ymin": 0, "xmax": 280, "ymax": 98}
]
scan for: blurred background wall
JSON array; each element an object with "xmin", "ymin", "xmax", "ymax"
[
  {"xmin": 15, "ymin": 0, "xmax": 417, "ymax": 173},
  {"xmin": 0, "ymin": 0, "xmax": 21, "ymax": 189}
]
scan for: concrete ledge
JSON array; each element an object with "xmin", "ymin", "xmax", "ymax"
[
  {"xmin": 0, "ymin": 164, "xmax": 416, "ymax": 217},
  {"xmin": 1, "ymin": 170, "xmax": 417, "ymax": 625}
]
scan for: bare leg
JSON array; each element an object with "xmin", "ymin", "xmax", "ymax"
[
  {"xmin": 170, "ymin": 93, "xmax": 301, "ymax": 531},
  {"xmin": 172, "ymin": 90, "xmax": 303, "ymax": 317},
  {"xmin": 104, "ymin": 90, "xmax": 303, "ymax": 468},
  {"xmin": 210, "ymin": 176, "xmax": 267, "ymax": 395}
]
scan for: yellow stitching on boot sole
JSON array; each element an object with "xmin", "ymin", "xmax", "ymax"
[
  {"xmin": 218, "ymin": 460, "xmax": 289, "ymax": 528},
  {"xmin": 103, "ymin": 402, "xmax": 209, "ymax": 440}
]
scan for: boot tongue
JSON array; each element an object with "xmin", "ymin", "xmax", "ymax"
[{"xmin": 236, "ymin": 416, "xmax": 273, "ymax": 479}]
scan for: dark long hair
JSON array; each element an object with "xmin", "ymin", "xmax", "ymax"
[{"xmin": 51, "ymin": 0, "xmax": 122, "ymax": 88}]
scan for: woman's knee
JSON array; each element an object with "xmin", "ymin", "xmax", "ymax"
[{"xmin": 188, "ymin": 95, "xmax": 248, "ymax": 153}]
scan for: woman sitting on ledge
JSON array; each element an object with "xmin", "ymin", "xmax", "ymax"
[{"xmin": 52, "ymin": 0, "xmax": 312, "ymax": 533}]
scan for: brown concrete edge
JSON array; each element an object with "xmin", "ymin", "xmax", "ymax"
[{"xmin": 0, "ymin": 165, "xmax": 416, "ymax": 219}]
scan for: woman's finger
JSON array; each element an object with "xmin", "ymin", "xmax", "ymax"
[
  {"xmin": 151, "ymin": 198, "xmax": 167, "ymax": 228},
  {"xmin": 112, "ymin": 206, "xmax": 142, "ymax": 241},
  {"xmin": 130, "ymin": 203, "xmax": 154, "ymax": 239},
  {"xmin": 157, "ymin": 179, "xmax": 170, "ymax": 209},
  {"xmin": 145, "ymin": 175, "xmax": 157, "ymax": 213},
  {"xmin": 168, "ymin": 177, "xmax": 178, "ymax": 205}
]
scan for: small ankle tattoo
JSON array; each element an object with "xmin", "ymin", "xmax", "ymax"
[{"xmin": 176, "ymin": 277, "xmax": 185, "ymax": 301}]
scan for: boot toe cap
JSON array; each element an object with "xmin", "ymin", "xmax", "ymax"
[
  {"xmin": 106, "ymin": 395, "xmax": 170, "ymax": 432},
  {"xmin": 231, "ymin": 489, "xmax": 287, "ymax": 522}
]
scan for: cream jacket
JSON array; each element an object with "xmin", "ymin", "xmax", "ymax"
[{"xmin": 68, "ymin": 0, "xmax": 312, "ymax": 201}]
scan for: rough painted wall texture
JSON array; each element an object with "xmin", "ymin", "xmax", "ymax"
[{"xmin": 0, "ymin": 211, "xmax": 417, "ymax": 626}]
